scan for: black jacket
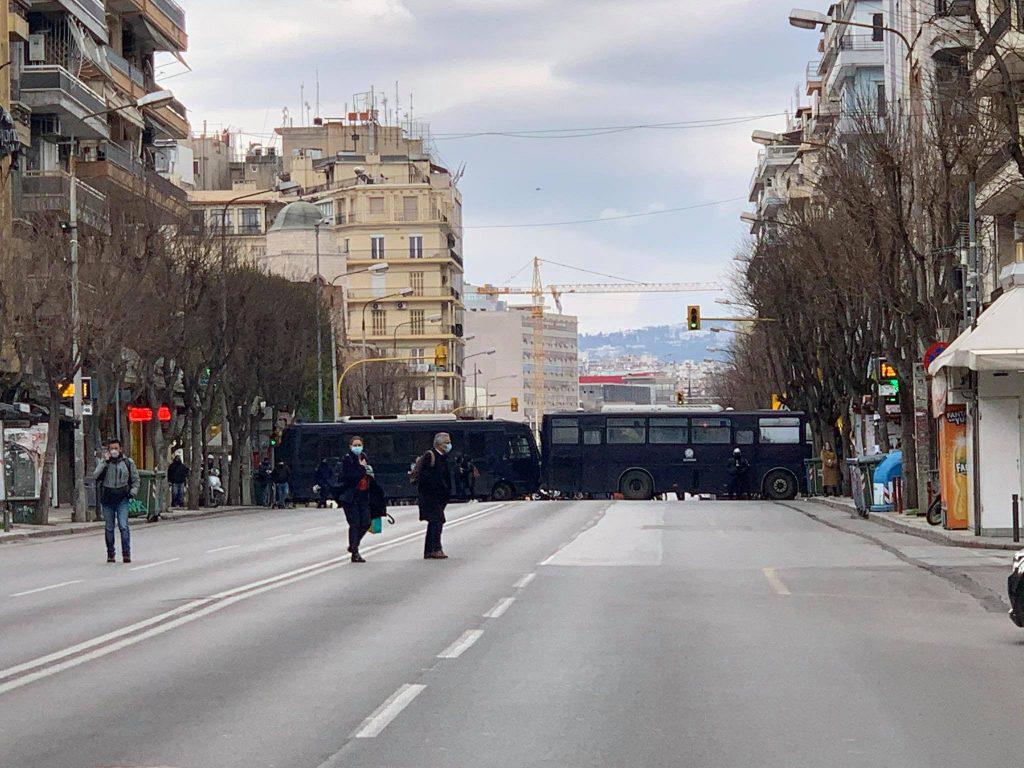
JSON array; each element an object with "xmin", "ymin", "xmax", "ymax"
[
  {"xmin": 271, "ymin": 464, "xmax": 291, "ymax": 483},
  {"xmin": 167, "ymin": 459, "xmax": 189, "ymax": 484},
  {"xmin": 338, "ymin": 451, "xmax": 369, "ymax": 501},
  {"xmin": 417, "ymin": 449, "xmax": 450, "ymax": 520},
  {"xmin": 727, "ymin": 456, "xmax": 750, "ymax": 476}
]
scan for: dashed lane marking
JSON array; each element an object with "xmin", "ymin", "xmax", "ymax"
[
  {"xmin": 483, "ymin": 596, "xmax": 516, "ymax": 618},
  {"xmin": 351, "ymin": 683, "xmax": 426, "ymax": 739},
  {"xmin": 513, "ymin": 572, "xmax": 536, "ymax": 589},
  {"xmin": 437, "ymin": 629, "xmax": 484, "ymax": 659},
  {"xmin": 763, "ymin": 567, "xmax": 791, "ymax": 596},
  {"xmin": 10, "ymin": 580, "xmax": 83, "ymax": 598},
  {"xmin": 129, "ymin": 558, "xmax": 181, "ymax": 572}
]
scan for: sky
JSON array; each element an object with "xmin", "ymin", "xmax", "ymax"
[{"xmin": 164, "ymin": 0, "xmax": 815, "ymax": 334}]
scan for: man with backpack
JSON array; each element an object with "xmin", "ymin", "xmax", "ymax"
[
  {"xmin": 411, "ymin": 432, "xmax": 453, "ymax": 559},
  {"xmin": 92, "ymin": 438, "xmax": 140, "ymax": 563}
]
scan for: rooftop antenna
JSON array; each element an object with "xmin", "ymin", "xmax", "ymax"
[
  {"xmin": 315, "ymin": 67, "xmax": 321, "ymax": 120},
  {"xmin": 300, "ymin": 83, "xmax": 304, "ymax": 126}
]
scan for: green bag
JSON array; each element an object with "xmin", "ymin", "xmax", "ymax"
[{"xmin": 370, "ymin": 516, "xmax": 383, "ymax": 535}]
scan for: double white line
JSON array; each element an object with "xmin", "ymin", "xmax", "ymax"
[{"xmin": 0, "ymin": 503, "xmax": 509, "ymax": 697}]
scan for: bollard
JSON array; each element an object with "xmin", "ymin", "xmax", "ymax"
[{"xmin": 1014, "ymin": 494, "xmax": 1020, "ymax": 544}]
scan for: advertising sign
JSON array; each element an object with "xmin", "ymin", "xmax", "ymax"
[
  {"xmin": 3, "ymin": 423, "xmax": 49, "ymax": 500},
  {"xmin": 939, "ymin": 406, "xmax": 969, "ymax": 530}
]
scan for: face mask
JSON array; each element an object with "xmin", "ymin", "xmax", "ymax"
[
  {"xmin": 444, "ymin": 443, "xmax": 453, "ymax": 454},
  {"xmin": 109, "ymin": 450, "xmax": 121, "ymax": 459},
  {"xmin": 351, "ymin": 445, "xmax": 363, "ymax": 456}
]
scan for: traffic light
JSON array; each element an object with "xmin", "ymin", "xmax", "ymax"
[
  {"xmin": 269, "ymin": 430, "xmax": 280, "ymax": 447},
  {"xmin": 771, "ymin": 393, "xmax": 783, "ymax": 411},
  {"xmin": 676, "ymin": 391, "xmax": 684, "ymax": 406},
  {"xmin": 434, "ymin": 344, "xmax": 448, "ymax": 368},
  {"xmin": 686, "ymin": 305, "xmax": 701, "ymax": 331},
  {"xmin": 510, "ymin": 397, "xmax": 519, "ymax": 413}
]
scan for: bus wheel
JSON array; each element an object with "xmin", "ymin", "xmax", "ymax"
[
  {"xmin": 619, "ymin": 470, "xmax": 654, "ymax": 501},
  {"xmin": 764, "ymin": 470, "xmax": 797, "ymax": 500},
  {"xmin": 490, "ymin": 482, "xmax": 516, "ymax": 502}
]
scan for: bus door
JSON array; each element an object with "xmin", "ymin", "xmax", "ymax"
[
  {"xmin": 604, "ymin": 417, "xmax": 647, "ymax": 493},
  {"xmin": 647, "ymin": 417, "xmax": 692, "ymax": 494},
  {"xmin": 504, "ymin": 427, "xmax": 539, "ymax": 492},
  {"xmin": 547, "ymin": 417, "xmax": 585, "ymax": 493},
  {"xmin": 689, "ymin": 417, "xmax": 733, "ymax": 494}
]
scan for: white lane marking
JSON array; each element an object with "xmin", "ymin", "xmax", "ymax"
[
  {"xmin": 512, "ymin": 572, "xmax": 535, "ymax": 590},
  {"xmin": 302, "ymin": 526, "xmax": 327, "ymax": 533},
  {"xmin": 763, "ymin": 567, "xmax": 791, "ymax": 596},
  {"xmin": 483, "ymin": 596, "xmax": 515, "ymax": 619},
  {"xmin": 437, "ymin": 629, "xmax": 484, "ymax": 659},
  {"xmin": 265, "ymin": 533, "xmax": 295, "ymax": 541},
  {"xmin": 206, "ymin": 544, "xmax": 241, "ymax": 554},
  {"xmin": 10, "ymin": 580, "xmax": 83, "ymax": 598},
  {"xmin": 0, "ymin": 502, "xmax": 511, "ymax": 696},
  {"xmin": 352, "ymin": 684, "xmax": 426, "ymax": 739},
  {"xmin": 541, "ymin": 503, "xmax": 663, "ymax": 566},
  {"xmin": 129, "ymin": 558, "xmax": 181, "ymax": 572}
]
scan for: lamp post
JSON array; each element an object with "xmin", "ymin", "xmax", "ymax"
[
  {"xmin": 392, "ymin": 313, "xmax": 442, "ymax": 355},
  {"xmin": 67, "ymin": 89, "xmax": 175, "ymax": 522},
  {"xmin": 463, "ymin": 349, "xmax": 496, "ymax": 417},
  {"xmin": 485, "ymin": 373, "xmax": 519, "ymax": 416},
  {"xmin": 355, "ymin": 287, "xmax": 414, "ymax": 414},
  {"xmin": 326, "ymin": 262, "xmax": 389, "ymax": 420}
]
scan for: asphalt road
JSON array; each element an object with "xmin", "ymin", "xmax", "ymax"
[{"xmin": 2, "ymin": 498, "xmax": 1022, "ymax": 768}]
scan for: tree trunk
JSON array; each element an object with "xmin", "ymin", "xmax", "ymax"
[
  {"xmin": 899, "ymin": 389, "xmax": 920, "ymax": 510},
  {"xmin": 189, "ymin": 410, "xmax": 204, "ymax": 509},
  {"xmin": 35, "ymin": 394, "xmax": 62, "ymax": 525}
]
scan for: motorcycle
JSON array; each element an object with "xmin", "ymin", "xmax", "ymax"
[
  {"xmin": 1007, "ymin": 550, "xmax": 1024, "ymax": 627},
  {"xmin": 207, "ymin": 469, "xmax": 227, "ymax": 508}
]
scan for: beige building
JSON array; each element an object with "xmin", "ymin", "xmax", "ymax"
[
  {"xmin": 278, "ymin": 119, "xmax": 466, "ymax": 410},
  {"xmin": 464, "ymin": 291, "xmax": 579, "ymax": 426},
  {"xmin": 187, "ymin": 188, "xmax": 286, "ymax": 265}
]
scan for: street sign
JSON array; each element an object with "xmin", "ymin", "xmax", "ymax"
[
  {"xmin": 878, "ymin": 383, "xmax": 898, "ymax": 397},
  {"xmin": 82, "ymin": 402, "xmax": 93, "ymax": 416},
  {"xmin": 923, "ymin": 342, "xmax": 949, "ymax": 371}
]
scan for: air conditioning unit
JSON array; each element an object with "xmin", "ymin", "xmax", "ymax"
[
  {"xmin": 28, "ymin": 34, "xmax": 45, "ymax": 63},
  {"xmin": 396, "ymin": 302, "xmax": 407, "ymax": 310},
  {"xmin": 371, "ymin": 302, "xmax": 381, "ymax": 310}
]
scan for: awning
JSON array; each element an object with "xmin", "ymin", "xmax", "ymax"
[{"xmin": 929, "ymin": 286, "xmax": 1024, "ymax": 374}]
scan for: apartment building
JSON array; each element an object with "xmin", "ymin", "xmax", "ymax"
[
  {"xmin": 278, "ymin": 117, "xmax": 466, "ymax": 410},
  {"xmin": 189, "ymin": 132, "xmax": 232, "ymax": 191},
  {"xmin": 8, "ymin": 0, "xmax": 190, "ymax": 226},
  {"xmin": 187, "ymin": 188, "xmax": 286, "ymax": 266},
  {"xmin": 464, "ymin": 290, "xmax": 579, "ymax": 425}
]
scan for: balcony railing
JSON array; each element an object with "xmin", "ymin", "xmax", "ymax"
[
  {"xmin": 107, "ymin": 49, "xmax": 146, "ymax": 89},
  {"xmin": 806, "ymin": 60, "xmax": 823, "ymax": 82},
  {"xmin": 98, "ymin": 141, "xmax": 145, "ymax": 175},
  {"xmin": 20, "ymin": 170, "xmax": 108, "ymax": 230},
  {"xmin": 20, "ymin": 65, "xmax": 107, "ymax": 118},
  {"xmin": 346, "ymin": 287, "xmax": 459, "ymax": 300},
  {"xmin": 837, "ymin": 34, "xmax": 885, "ymax": 52},
  {"xmin": 151, "ymin": 0, "xmax": 186, "ymax": 30}
]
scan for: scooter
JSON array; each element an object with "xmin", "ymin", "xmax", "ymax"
[
  {"xmin": 1007, "ymin": 550, "xmax": 1024, "ymax": 627},
  {"xmin": 207, "ymin": 469, "xmax": 226, "ymax": 508}
]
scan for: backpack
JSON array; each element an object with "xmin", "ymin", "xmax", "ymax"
[{"xmin": 408, "ymin": 450, "xmax": 435, "ymax": 485}]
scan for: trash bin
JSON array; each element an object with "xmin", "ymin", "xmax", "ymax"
[
  {"xmin": 804, "ymin": 458, "xmax": 824, "ymax": 496},
  {"xmin": 131, "ymin": 470, "xmax": 166, "ymax": 519},
  {"xmin": 847, "ymin": 455, "xmax": 886, "ymax": 516}
]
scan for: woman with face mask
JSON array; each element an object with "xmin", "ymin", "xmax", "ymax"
[{"xmin": 340, "ymin": 435, "xmax": 372, "ymax": 562}]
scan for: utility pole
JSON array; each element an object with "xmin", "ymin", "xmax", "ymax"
[
  {"xmin": 69, "ymin": 149, "xmax": 88, "ymax": 523},
  {"xmin": 314, "ymin": 220, "xmax": 324, "ymax": 421}
]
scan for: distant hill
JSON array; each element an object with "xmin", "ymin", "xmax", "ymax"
[{"xmin": 579, "ymin": 323, "xmax": 721, "ymax": 363}]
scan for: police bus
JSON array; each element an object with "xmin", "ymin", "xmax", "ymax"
[
  {"xmin": 540, "ymin": 407, "xmax": 810, "ymax": 500},
  {"xmin": 278, "ymin": 415, "xmax": 540, "ymax": 503}
]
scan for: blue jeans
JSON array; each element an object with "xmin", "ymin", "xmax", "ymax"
[
  {"xmin": 101, "ymin": 498, "xmax": 131, "ymax": 558},
  {"xmin": 275, "ymin": 482, "xmax": 289, "ymax": 507},
  {"xmin": 171, "ymin": 482, "xmax": 186, "ymax": 507}
]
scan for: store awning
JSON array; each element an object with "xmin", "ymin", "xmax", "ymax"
[{"xmin": 929, "ymin": 286, "xmax": 1024, "ymax": 374}]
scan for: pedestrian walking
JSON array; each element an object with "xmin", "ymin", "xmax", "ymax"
[
  {"xmin": 93, "ymin": 438, "xmax": 140, "ymax": 563},
  {"xmin": 339, "ymin": 436, "xmax": 372, "ymax": 562},
  {"xmin": 725, "ymin": 447, "xmax": 750, "ymax": 499},
  {"xmin": 454, "ymin": 454, "xmax": 477, "ymax": 501},
  {"xmin": 314, "ymin": 458, "xmax": 333, "ymax": 508},
  {"xmin": 413, "ymin": 432, "xmax": 452, "ymax": 559},
  {"xmin": 167, "ymin": 454, "xmax": 190, "ymax": 508},
  {"xmin": 253, "ymin": 457, "xmax": 273, "ymax": 506},
  {"xmin": 271, "ymin": 461, "xmax": 291, "ymax": 509},
  {"xmin": 820, "ymin": 441, "xmax": 841, "ymax": 497}
]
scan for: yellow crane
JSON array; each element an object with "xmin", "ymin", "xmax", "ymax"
[{"xmin": 477, "ymin": 257, "xmax": 722, "ymax": 430}]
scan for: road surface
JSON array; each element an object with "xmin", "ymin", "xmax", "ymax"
[{"xmin": 2, "ymin": 498, "xmax": 1022, "ymax": 768}]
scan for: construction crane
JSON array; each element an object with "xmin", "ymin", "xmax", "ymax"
[{"xmin": 477, "ymin": 257, "xmax": 722, "ymax": 432}]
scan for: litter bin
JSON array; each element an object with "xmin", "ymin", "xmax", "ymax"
[
  {"xmin": 130, "ymin": 470, "xmax": 166, "ymax": 519},
  {"xmin": 847, "ymin": 455, "xmax": 886, "ymax": 516},
  {"xmin": 804, "ymin": 458, "xmax": 824, "ymax": 496}
]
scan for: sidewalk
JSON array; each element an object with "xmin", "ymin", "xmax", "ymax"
[
  {"xmin": 807, "ymin": 496, "xmax": 1023, "ymax": 551},
  {"xmin": 0, "ymin": 503, "xmax": 267, "ymax": 545}
]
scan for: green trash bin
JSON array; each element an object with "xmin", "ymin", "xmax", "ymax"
[{"xmin": 130, "ymin": 470, "xmax": 166, "ymax": 519}]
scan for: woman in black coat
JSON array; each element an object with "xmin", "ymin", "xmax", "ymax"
[{"xmin": 339, "ymin": 436, "xmax": 372, "ymax": 562}]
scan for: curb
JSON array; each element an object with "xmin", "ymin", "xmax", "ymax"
[
  {"xmin": 805, "ymin": 497, "xmax": 1022, "ymax": 551},
  {"xmin": 0, "ymin": 505, "xmax": 269, "ymax": 545}
]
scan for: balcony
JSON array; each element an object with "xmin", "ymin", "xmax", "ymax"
[
  {"xmin": 107, "ymin": 48, "xmax": 147, "ymax": 100},
  {"xmin": 20, "ymin": 170, "xmax": 108, "ymax": 231},
  {"xmin": 33, "ymin": 0, "xmax": 108, "ymax": 42},
  {"xmin": 806, "ymin": 60, "xmax": 823, "ymax": 94},
  {"xmin": 75, "ymin": 142, "xmax": 188, "ymax": 218},
  {"xmin": 976, "ymin": 157, "xmax": 1023, "ymax": 216},
  {"xmin": 108, "ymin": 0, "xmax": 187, "ymax": 51},
  {"xmin": 346, "ymin": 287, "xmax": 461, "ymax": 301},
  {"xmin": 972, "ymin": 8, "xmax": 1024, "ymax": 88},
  {"xmin": 19, "ymin": 66, "xmax": 109, "ymax": 139},
  {"xmin": 824, "ymin": 35, "xmax": 885, "ymax": 98},
  {"xmin": 144, "ymin": 97, "xmax": 189, "ymax": 140}
]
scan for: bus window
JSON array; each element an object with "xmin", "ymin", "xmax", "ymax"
[
  {"xmin": 297, "ymin": 433, "xmax": 319, "ymax": 465},
  {"xmin": 361, "ymin": 433, "xmax": 397, "ymax": 463},
  {"xmin": 552, "ymin": 418, "xmax": 579, "ymax": 445},
  {"xmin": 692, "ymin": 418, "xmax": 731, "ymax": 444},
  {"xmin": 649, "ymin": 417, "xmax": 688, "ymax": 444},
  {"xmin": 607, "ymin": 417, "xmax": 646, "ymax": 444},
  {"xmin": 583, "ymin": 427, "xmax": 602, "ymax": 445},
  {"xmin": 464, "ymin": 431, "xmax": 487, "ymax": 458},
  {"xmin": 506, "ymin": 435, "xmax": 533, "ymax": 460},
  {"xmin": 736, "ymin": 429, "xmax": 754, "ymax": 445},
  {"xmin": 759, "ymin": 417, "xmax": 802, "ymax": 444}
]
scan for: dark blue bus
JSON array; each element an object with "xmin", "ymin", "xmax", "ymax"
[
  {"xmin": 278, "ymin": 416, "xmax": 540, "ymax": 503},
  {"xmin": 540, "ymin": 408, "xmax": 810, "ymax": 500}
]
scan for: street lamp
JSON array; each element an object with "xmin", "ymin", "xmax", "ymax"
[
  {"xmin": 392, "ymin": 313, "xmax": 442, "ymax": 354},
  {"xmin": 357, "ymin": 287, "xmax": 414, "ymax": 414},
  {"xmin": 463, "ymin": 349, "xmax": 496, "ymax": 416},
  {"xmin": 788, "ymin": 8, "xmax": 912, "ymax": 57},
  {"xmin": 65, "ymin": 88, "xmax": 176, "ymax": 522},
  {"xmin": 485, "ymin": 373, "xmax": 520, "ymax": 415}
]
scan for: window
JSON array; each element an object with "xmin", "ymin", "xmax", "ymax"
[
  {"xmin": 368, "ymin": 196, "xmax": 385, "ymax": 215},
  {"xmin": 409, "ymin": 235, "xmax": 423, "ymax": 259},
  {"xmin": 552, "ymin": 418, "xmax": 579, "ymax": 445},
  {"xmin": 371, "ymin": 236, "xmax": 385, "ymax": 260},
  {"xmin": 506, "ymin": 435, "xmax": 532, "ymax": 460},
  {"xmin": 872, "ymin": 13, "xmax": 884, "ymax": 41},
  {"xmin": 371, "ymin": 309, "xmax": 386, "ymax": 335},
  {"xmin": 402, "ymin": 196, "xmax": 419, "ymax": 221},
  {"xmin": 361, "ymin": 433, "xmax": 397, "ymax": 463},
  {"xmin": 759, "ymin": 417, "xmax": 802, "ymax": 444},
  {"xmin": 410, "ymin": 309, "xmax": 425, "ymax": 335},
  {"xmin": 413, "ymin": 385, "xmax": 427, "ymax": 401},
  {"xmin": 342, "ymin": 237, "xmax": 350, "ymax": 254},
  {"xmin": 239, "ymin": 207, "xmax": 260, "ymax": 234},
  {"xmin": 736, "ymin": 429, "xmax": 754, "ymax": 445},
  {"xmin": 876, "ymin": 82, "xmax": 886, "ymax": 117},
  {"xmin": 410, "ymin": 271, "xmax": 424, "ymax": 296},
  {"xmin": 211, "ymin": 209, "xmax": 232, "ymax": 233},
  {"xmin": 692, "ymin": 418, "xmax": 731, "ymax": 444},
  {"xmin": 583, "ymin": 428, "xmax": 602, "ymax": 445},
  {"xmin": 649, "ymin": 417, "xmax": 689, "ymax": 444},
  {"xmin": 189, "ymin": 210, "xmax": 205, "ymax": 232},
  {"xmin": 607, "ymin": 417, "xmax": 646, "ymax": 445},
  {"xmin": 409, "ymin": 347, "xmax": 426, "ymax": 370}
]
